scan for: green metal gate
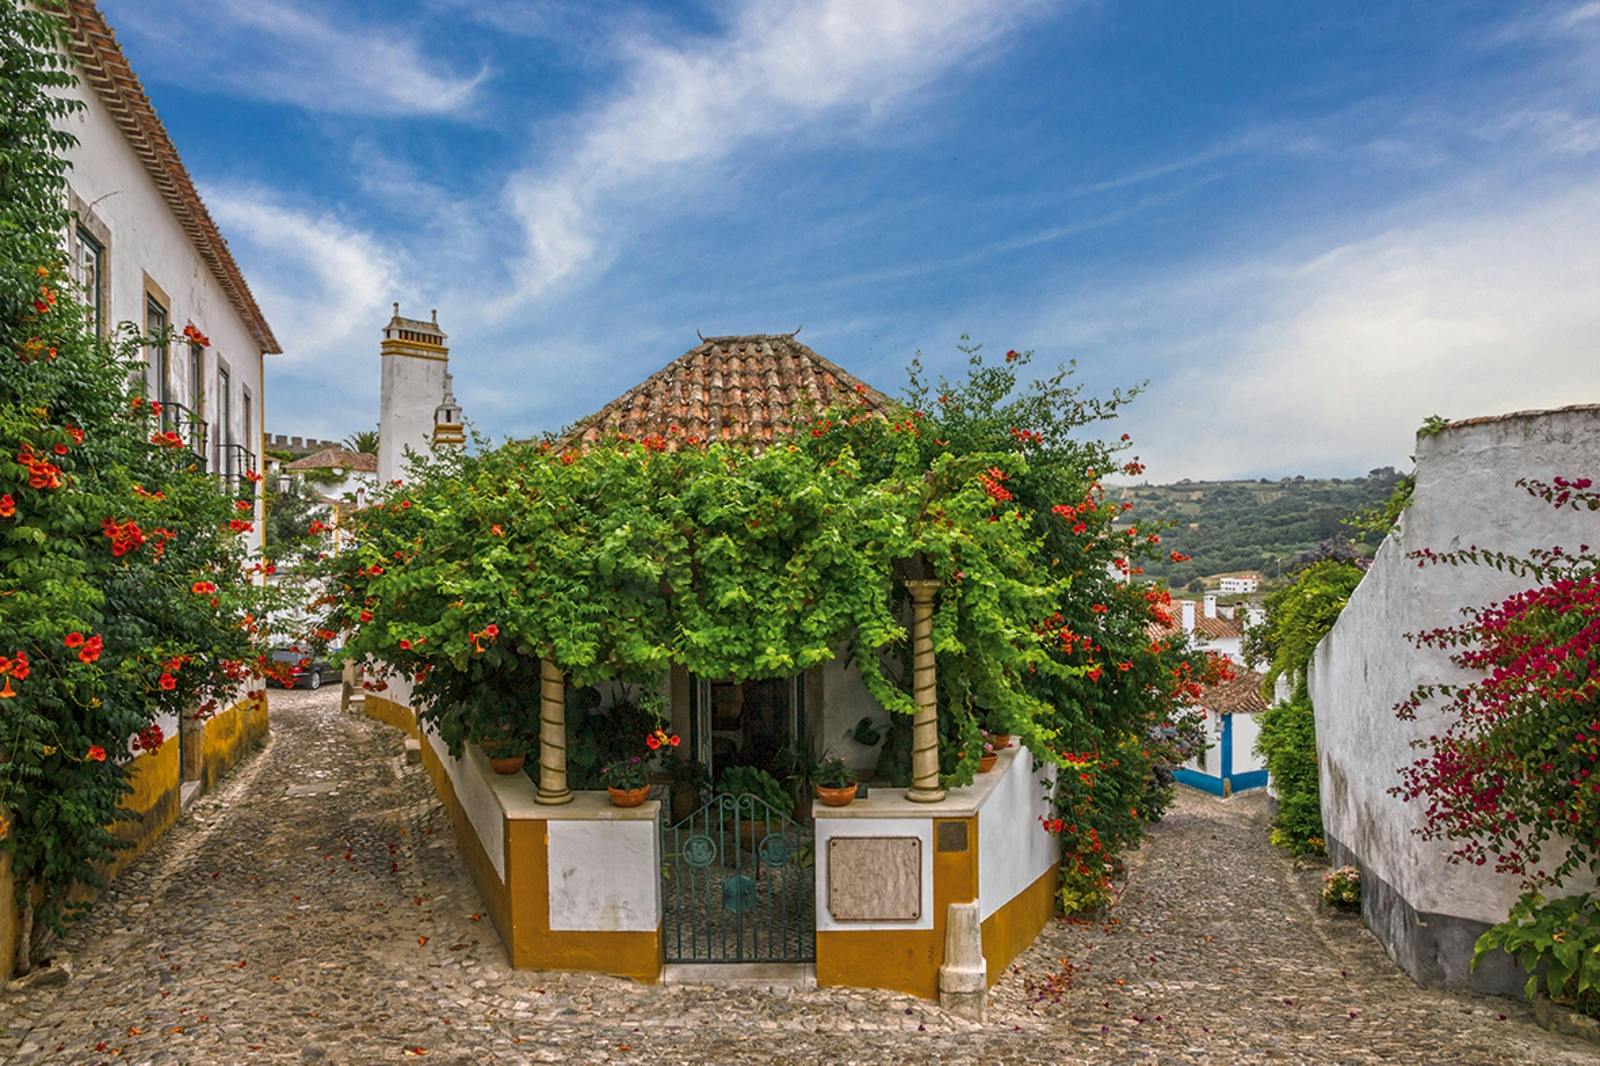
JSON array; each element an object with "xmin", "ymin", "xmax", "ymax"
[{"xmin": 661, "ymin": 792, "xmax": 815, "ymax": 963}]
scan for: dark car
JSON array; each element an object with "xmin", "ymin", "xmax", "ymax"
[{"xmin": 266, "ymin": 646, "xmax": 341, "ymax": 690}]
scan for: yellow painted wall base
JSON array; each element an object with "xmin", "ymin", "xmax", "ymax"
[
  {"xmin": 388, "ymin": 703, "xmax": 660, "ymax": 981},
  {"xmin": 981, "ymin": 864, "xmax": 1058, "ymax": 986},
  {"xmin": 200, "ymin": 692, "xmax": 270, "ymax": 791},
  {"xmin": 363, "ymin": 694, "xmax": 419, "ymax": 738}
]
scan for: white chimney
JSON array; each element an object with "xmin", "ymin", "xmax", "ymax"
[
  {"xmin": 1204, "ymin": 593, "xmax": 1217, "ymax": 619},
  {"xmin": 1181, "ymin": 600, "xmax": 1196, "ymax": 633}
]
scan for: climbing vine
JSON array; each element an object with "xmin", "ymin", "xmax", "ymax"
[{"xmin": 0, "ymin": 3, "xmax": 278, "ymax": 969}]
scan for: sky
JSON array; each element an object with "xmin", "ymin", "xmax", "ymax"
[{"xmin": 99, "ymin": 0, "xmax": 1600, "ymax": 481}]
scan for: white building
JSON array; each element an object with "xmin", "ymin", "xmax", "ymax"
[
  {"xmin": 1216, "ymin": 572, "xmax": 1261, "ymax": 594},
  {"xmin": 1310, "ymin": 405, "xmax": 1600, "ymax": 993},
  {"xmin": 1158, "ymin": 593, "xmax": 1250, "ymax": 664},
  {"xmin": 54, "ymin": 0, "xmax": 279, "ymax": 798},
  {"xmin": 378, "ymin": 305, "xmax": 463, "ymax": 484},
  {"xmin": 1171, "ymin": 670, "xmax": 1269, "ymax": 797}
]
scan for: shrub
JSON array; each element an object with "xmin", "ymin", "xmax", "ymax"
[
  {"xmin": 813, "ymin": 754, "xmax": 855, "ymax": 789},
  {"xmin": 1321, "ymin": 865, "xmax": 1360, "ymax": 910},
  {"xmin": 1056, "ymin": 854, "xmax": 1114, "ymax": 915},
  {"xmin": 1257, "ymin": 697, "xmax": 1325, "ymax": 854},
  {"xmin": 1473, "ymin": 892, "xmax": 1600, "ymax": 1018},
  {"xmin": 717, "ymin": 766, "xmax": 793, "ymax": 817}
]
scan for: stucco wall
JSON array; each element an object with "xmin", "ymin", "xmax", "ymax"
[
  {"xmin": 378, "ymin": 353, "xmax": 447, "ymax": 485},
  {"xmin": 818, "ymin": 656, "xmax": 890, "ymax": 773},
  {"xmin": 976, "ymin": 746, "xmax": 1059, "ymax": 921},
  {"xmin": 59, "ymin": 71, "xmax": 267, "ymax": 556},
  {"xmin": 1309, "ymin": 404, "xmax": 1600, "ymax": 990}
]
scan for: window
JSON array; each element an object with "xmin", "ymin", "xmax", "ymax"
[
  {"xmin": 216, "ymin": 365, "xmax": 231, "ymax": 474},
  {"xmin": 74, "ymin": 228, "xmax": 104, "ymax": 337},
  {"xmin": 145, "ymin": 296, "xmax": 169, "ymax": 406},
  {"xmin": 242, "ymin": 388, "xmax": 253, "ymax": 464},
  {"xmin": 189, "ymin": 343, "xmax": 205, "ymax": 415}
]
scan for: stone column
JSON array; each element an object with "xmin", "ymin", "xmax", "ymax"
[
  {"xmin": 904, "ymin": 578, "xmax": 945, "ymax": 803},
  {"xmin": 537, "ymin": 658, "xmax": 572, "ymax": 805}
]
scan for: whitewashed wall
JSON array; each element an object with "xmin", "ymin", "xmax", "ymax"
[
  {"xmin": 547, "ymin": 821, "xmax": 661, "ymax": 932},
  {"xmin": 818, "ymin": 657, "xmax": 890, "ymax": 773},
  {"xmin": 378, "ymin": 354, "xmax": 447, "ymax": 485},
  {"xmin": 58, "ymin": 73, "xmax": 269, "ymax": 556},
  {"xmin": 814, "ymin": 817, "xmax": 934, "ymax": 932},
  {"xmin": 976, "ymin": 749, "xmax": 1058, "ymax": 921},
  {"xmin": 1310, "ymin": 405, "xmax": 1600, "ymax": 989}
]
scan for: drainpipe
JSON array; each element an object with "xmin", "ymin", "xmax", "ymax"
[
  {"xmin": 537, "ymin": 658, "xmax": 572, "ymax": 805},
  {"xmin": 904, "ymin": 579, "xmax": 945, "ymax": 803}
]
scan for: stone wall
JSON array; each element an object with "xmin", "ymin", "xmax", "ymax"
[{"xmin": 1309, "ymin": 404, "xmax": 1600, "ymax": 992}]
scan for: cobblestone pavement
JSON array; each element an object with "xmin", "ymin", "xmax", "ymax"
[{"xmin": 0, "ymin": 689, "xmax": 1593, "ymax": 1064}]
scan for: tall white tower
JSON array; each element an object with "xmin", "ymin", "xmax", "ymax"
[{"xmin": 377, "ymin": 304, "xmax": 450, "ymax": 484}]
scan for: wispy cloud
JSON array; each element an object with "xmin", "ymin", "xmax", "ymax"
[
  {"xmin": 493, "ymin": 0, "xmax": 1058, "ymax": 310},
  {"xmin": 1066, "ymin": 177, "xmax": 1600, "ymax": 480},
  {"xmin": 205, "ymin": 187, "xmax": 410, "ymax": 431},
  {"xmin": 101, "ymin": 0, "xmax": 488, "ymax": 117}
]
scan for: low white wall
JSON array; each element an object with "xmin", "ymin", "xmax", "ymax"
[
  {"xmin": 1309, "ymin": 405, "xmax": 1600, "ymax": 986},
  {"xmin": 976, "ymin": 747, "xmax": 1058, "ymax": 921},
  {"xmin": 424, "ymin": 728, "xmax": 507, "ymax": 883},
  {"xmin": 547, "ymin": 820, "xmax": 661, "ymax": 932},
  {"xmin": 814, "ymin": 817, "xmax": 934, "ymax": 932}
]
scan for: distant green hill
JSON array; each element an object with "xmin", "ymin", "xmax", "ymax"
[{"xmin": 1117, "ymin": 469, "xmax": 1402, "ymax": 589}]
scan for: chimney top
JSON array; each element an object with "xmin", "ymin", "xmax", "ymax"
[
  {"xmin": 1181, "ymin": 599, "xmax": 1196, "ymax": 633},
  {"xmin": 1204, "ymin": 593, "xmax": 1218, "ymax": 619}
]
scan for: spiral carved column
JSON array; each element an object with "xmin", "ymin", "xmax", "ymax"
[
  {"xmin": 904, "ymin": 579, "xmax": 945, "ymax": 803},
  {"xmin": 536, "ymin": 657, "xmax": 572, "ymax": 805}
]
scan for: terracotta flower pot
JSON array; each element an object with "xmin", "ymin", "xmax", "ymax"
[
  {"xmin": 478, "ymin": 739, "xmax": 525, "ymax": 775},
  {"xmin": 978, "ymin": 753, "xmax": 999, "ymax": 773},
  {"xmin": 608, "ymin": 785, "xmax": 650, "ymax": 808},
  {"xmin": 487, "ymin": 753, "xmax": 526, "ymax": 775},
  {"xmin": 814, "ymin": 783, "xmax": 858, "ymax": 807},
  {"xmin": 989, "ymin": 733, "xmax": 1013, "ymax": 750}
]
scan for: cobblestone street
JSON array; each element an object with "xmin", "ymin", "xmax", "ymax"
[{"xmin": 0, "ymin": 689, "xmax": 1592, "ymax": 1064}]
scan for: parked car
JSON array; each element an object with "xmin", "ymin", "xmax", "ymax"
[{"xmin": 266, "ymin": 645, "xmax": 341, "ymax": 690}]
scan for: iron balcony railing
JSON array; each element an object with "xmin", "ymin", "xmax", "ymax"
[
  {"xmin": 157, "ymin": 401, "xmax": 208, "ymax": 471},
  {"xmin": 220, "ymin": 443, "xmax": 257, "ymax": 490}
]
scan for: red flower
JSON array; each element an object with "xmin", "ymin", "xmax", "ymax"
[
  {"xmin": 0, "ymin": 494, "xmax": 14, "ymax": 519},
  {"xmin": 87, "ymin": 745, "xmax": 107, "ymax": 762},
  {"xmin": 192, "ymin": 580, "xmax": 217, "ymax": 595},
  {"xmin": 399, "ymin": 639, "xmax": 412, "ymax": 651},
  {"xmin": 669, "ymin": 734, "xmax": 681, "ymax": 747},
  {"xmin": 646, "ymin": 735, "xmax": 661, "ymax": 750},
  {"xmin": 64, "ymin": 631, "xmax": 85, "ymax": 648},
  {"xmin": 158, "ymin": 673, "xmax": 177, "ymax": 691},
  {"xmin": 67, "ymin": 425, "xmax": 84, "ymax": 444},
  {"xmin": 1090, "ymin": 603, "xmax": 1108, "ymax": 614},
  {"xmin": 1086, "ymin": 665, "xmax": 1103, "ymax": 683},
  {"xmin": 360, "ymin": 610, "xmax": 374, "ymax": 623},
  {"xmin": 53, "ymin": 443, "xmax": 68, "ymax": 456},
  {"xmin": 483, "ymin": 623, "xmax": 499, "ymax": 638},
  {"xmin": 79, "ymin": 635, "xmax": 103, "ymax": 664}
]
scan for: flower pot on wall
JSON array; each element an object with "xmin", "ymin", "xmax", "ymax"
[
  {"xmin": 989, "ymin": 733, "xmax": 1012, "ymax": 750},
  {"xmin": 814, "ymin": 783, "xmax": 858, "ymax": 807},
  {"xmin": 609, "ymin": 785, "xmax": 650, "ymax": 808},
  {"xmin": 478, "ymin": 738, "xmax": 525, "ymax": 776},
  {"xmin": 978, "ymin": 753, "xmax": 998, "ymax": 773}
]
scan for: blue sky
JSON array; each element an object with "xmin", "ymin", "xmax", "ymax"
[{"xmin": 101, "ymin": 0, "xmax": 1600, "ymax": 479}]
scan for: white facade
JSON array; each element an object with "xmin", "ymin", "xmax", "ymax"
[
  {"xmin": 56, "ymin": 14, "xmax": 279, "ymax": 755},
  {"xmin": 59, "ymin": 74, "xmax": 272, "ymax": 565},
  {"xmin": 1309, "ymin": 405, "xmax": 1600, "ymax": 990},
  {"xmin": 1217, "ymin": 575, "xmax": 1259, "ymax": 594},
  {"xmin": 378, "ymin": 307, "xmax": 452, "ymax": 485}
]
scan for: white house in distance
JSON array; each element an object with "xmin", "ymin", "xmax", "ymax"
[
  {"xmin": 1216, "ymin": 571, "xmax": 1262, "ymax": 594},
  {"xmin": 54, "ymin": 0, "xmax": 278, "ymax": 812},
  {"xmin": 1156, "ymin": 594, "xmax": 1270, "ymax": 796}
]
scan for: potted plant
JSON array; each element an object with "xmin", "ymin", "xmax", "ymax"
[
  {"xmin": 813, "ymin": 754, "xmax": 858, "ymax": 807},
  {"xmin": 601, "ymin": 756, "xmax": 651, "ymax": 807},
  {"xmin": 718, "ymin": 766, "xmax": 793, "ymax": 847},
  {"xmin": 476, "ymin": 725, "xmax": 531, "ymax": 776},
  {"xmin": 979, "ymin": 708, "xmax": 1012, "ymax": 751},
  {"xmin": 666, "ymin": 755, "xmax": 711, "ymax": 824},
  {"xmin": 977, "ymin": 733, "xmax": 999, "ymax": 773}
]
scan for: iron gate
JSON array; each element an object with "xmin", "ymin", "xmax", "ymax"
[{"xmin": 661, "ymin": 792, "xmax": 815, "ymax": 963}]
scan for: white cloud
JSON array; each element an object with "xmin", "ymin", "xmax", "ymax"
[
  {"xmin": 1093, "ymin": 179, "xmax": 1600, "ymax": 480},
  {"xmin": 101, "ymin": 0, "xmax": 487, "ymax": 117},
  {"xmin": 205, "ymin": 186, "xmax": 407, "ymax": 378},
  {"xmin": 493, "ymin": 0, "xmax": 1056, "ymax": 311}
]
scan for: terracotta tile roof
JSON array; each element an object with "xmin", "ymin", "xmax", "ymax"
[
  {"xmin": 562, "ymin": 334, "xmax": 897, "ymax": 446},
  {"xmin": 1183, "ymin": 670, "xmax": 1269, "ymax": 716},
  {"xmin": 1149, "ymin": 600, "xmax": 1246, "ymax": 641},
  {"xmin": 61, "ymin": 2, "xmax": 281, "ymax": 354},
  {"xmin": 286, "ymin": 448, "xmax": 377, "ymax": 473}
]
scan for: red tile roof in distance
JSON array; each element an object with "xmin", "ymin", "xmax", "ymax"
[
  {"xmin": 61, "ymin": 2, "xmax": 282, "ymax": 354},
  {"xmin": 564, "ymin": 334, "xmax": 897, "ymax": 446},
  {"xmin": 285, "ymin": 448, "xmax": 377, "ymax": 473},
  {"xmin": 1189, "ymin": 671, "xmax": 1270, "ymax": 716}
]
